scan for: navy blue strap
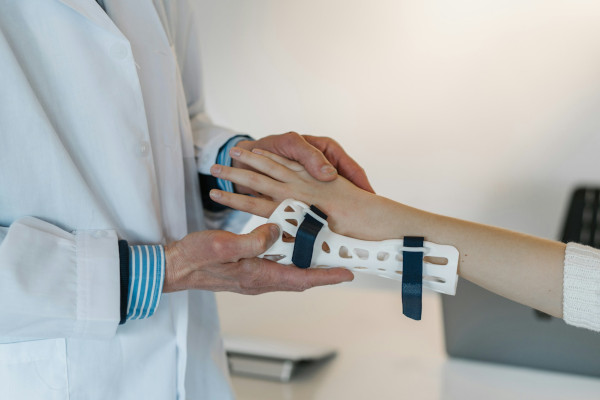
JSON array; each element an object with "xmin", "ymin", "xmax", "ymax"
[
  {"xmin": 402, "ymin": 236, "xmax": 424, "ymax": 320},
  {"xmin": 292, "ymin": 205, "xmax": 328, "ymax": 269}
]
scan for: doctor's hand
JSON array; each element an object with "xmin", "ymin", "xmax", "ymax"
[
  {"xmin": 162, "ymin": 223, "xmax": 354, "ymax": 294},
  {"xmin": 234, "ymin": 132, "xmax": 375, "ymax": 194}
]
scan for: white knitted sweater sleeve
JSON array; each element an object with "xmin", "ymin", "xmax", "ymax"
[{"xmin": 563, "ymin": 242, "xmax": 600, "ymax": 331}]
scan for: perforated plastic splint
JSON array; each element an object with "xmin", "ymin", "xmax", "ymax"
[{"xmin": 260, "ymin": 199, "xmax": 460, "ymax": 295}]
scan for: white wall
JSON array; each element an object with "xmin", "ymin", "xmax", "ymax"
[{"xmin": 197, "ymin": 0, "xmax": 600, "ymax": 244}]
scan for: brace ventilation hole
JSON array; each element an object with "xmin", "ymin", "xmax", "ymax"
[
  {"xmin": 284, "ymin": 206, "xmax": 295, "ymax": 212},
  {"xmin": 377, "ymin": 252, "xmax": 389, "ymax": 261},
  {"xmin": 378, "ymin": 268, "xmax": 386, "ymax": 272},
  {"xmin": 285, "ymin": 218, "xmax": 298, "ymax": 227},
  {"xmin": 353, "ymin": 248, "xmax": 369, "ymax": 260},
  {"xmin": 395, "ymin": 254, "xmax": 403, "ymax": 262},
  {"xmin": 394, "ymin": 270, "xmax": 403, "ymax": 275},
  {"xmin": 339, "ymin": 246, "xmax": 352, "ymax": 259},
  {"xmin": 424, "ymin": 256, "xmax": 448, "ymax": 265},
  {"xmin": 282, "ymin": 231, "xmax": 295, "ymax": 243},
  {"xmin": 322, "ymin": 242, "xmax": 331, "ymax": 253},
  {"xmin": 264, "ymin": 254, "xmax": 286, "ymax": 262},
  {"xmin": 353, "ymin": 266, "xmax": 368, "ymax": 270}
]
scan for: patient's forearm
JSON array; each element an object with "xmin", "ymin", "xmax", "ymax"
[
  {"xmin": 369, "ymin": 196, "xmax": 566, "ymax": 318},
  {"xmin": 209, "ymin": 147, "xmax": 566, "ymax": 317}
]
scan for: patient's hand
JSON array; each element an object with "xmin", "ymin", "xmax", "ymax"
[
  {"xmin": 212, "ymin": 148, "xmax": 568, "ymax": 319},
  {"xmin": 209, "ymin": 147, "xmax": 385, "ymax": 239}
]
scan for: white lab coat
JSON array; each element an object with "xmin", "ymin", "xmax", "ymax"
[{"xmin": 0, "ymin": 0, "xmax": 238, "ymax": 398}]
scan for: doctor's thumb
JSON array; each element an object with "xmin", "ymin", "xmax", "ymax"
[{"xmin": 237, "ymin": 223, "xmax": 281, "ymax": 259}]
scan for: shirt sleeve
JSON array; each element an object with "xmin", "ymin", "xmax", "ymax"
[
  {"xmin": 0, "ymin": 217, "xmax": 120, "ymax": 342},
  {"xmin": 125, "ymin": 245, "xmax": 164, "ymax": 321},
  {"xmin": 563, "ymin": 242, "xmax": 600, "ymax": 331},
  {"xmin": 215, "ymin": 135, "xmax": 254, "ymax": 193}
]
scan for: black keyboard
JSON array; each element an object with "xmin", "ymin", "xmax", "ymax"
[{"xmin": 561, "ymin": 188, "xmax": 600, "ymax": 248}]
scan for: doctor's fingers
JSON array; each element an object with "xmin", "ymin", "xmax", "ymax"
[
  {"xmin": 233, "ymin": 258, "xmax": 354, "ymax": 294},
  {"xmin": 210, "ymin": 163, "xmax": 285, "ymax": 198},
  {"xmin": 246, "ymin": 132, "xmax": 338, "ymax": 183},
  {"xmin": 230, "ymin": 147, "xmax": 300, "ymax": 182},
  {"xmin": 303, "ymin": 135, "xmax": 375, "ymax": 193},
  {"xmin": 210, "ymin": 190, "xmax": 277, "ymax": 218}
]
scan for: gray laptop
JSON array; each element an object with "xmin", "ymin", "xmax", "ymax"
[{"xmin": 442, "ymin": 188, "xmax": 600, "ymax": 377}]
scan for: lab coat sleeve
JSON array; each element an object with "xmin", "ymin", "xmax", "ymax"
[
  {"xmin": 169, "ymin": 0, "xmax": 249, "ymax": 175},
  {"xmin": 189, "ymin": 108, "xmax": 241, "ymax": 175},
  {"xmin": 0, "ymin": 217, "xmax": 120, "ymax": 342}
]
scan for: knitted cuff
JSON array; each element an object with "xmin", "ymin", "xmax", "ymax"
[{"xmin": 563, "ymin": 242, "xmax": 600, "ymax": 331}]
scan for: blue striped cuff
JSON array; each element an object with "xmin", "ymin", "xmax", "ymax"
[
  {"xmin": 126, "ymin": 245, "xmax": 165, "ymax": 321},
  {"xmin": 216, "ymin": 135, "xmax": 253, "ymax": 193}
]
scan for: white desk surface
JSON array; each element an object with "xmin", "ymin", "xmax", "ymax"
[{"xmin": 216, "ymin": 285, "xmax": 600, "ymax": 400}]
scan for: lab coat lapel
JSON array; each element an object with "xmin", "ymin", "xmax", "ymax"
[{"xmin": 56, "ymin": 0, "xmax": 125, "ymax": 38}]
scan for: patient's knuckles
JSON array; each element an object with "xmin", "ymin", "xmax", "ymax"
[
  {"xmin": 245, "ymin": 172, "xmax": 263, "ymax": 187},
  {"xmin": 271, "ymin": 186, "xmax": 291, "ymax": 201}
]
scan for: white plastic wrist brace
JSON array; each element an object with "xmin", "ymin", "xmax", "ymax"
[{"xmin": 260, "ymin": 199, "xmax": 459, "ymax": 295}]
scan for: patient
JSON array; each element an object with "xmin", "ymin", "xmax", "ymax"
[{"xmin": 209, "ymin": 147, "xmax": 600, "ymax": 332}]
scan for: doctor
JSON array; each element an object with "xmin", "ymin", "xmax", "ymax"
[{"xmin": 0, "ymin": 1, "xmax": 369, "ymax": 399}]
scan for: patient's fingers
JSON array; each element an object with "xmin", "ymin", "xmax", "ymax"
[
  {"xmin": 230, "ymin": 147, "xmax": 296, "ymax": 182},
  {"xmin": 209, "ymin": 190, "xmax": 277, "ymax": 218},
  {"xmin": 210, "ymin": 164, "xmax": 283, "ymax": 198},
  {"xmin": 251, "ymin": 149, "xmax": 304, "ymax": 172}
]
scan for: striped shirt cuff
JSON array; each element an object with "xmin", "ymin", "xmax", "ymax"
[
  {"xmin": 216, "ymin": 135, "xmax": 253, "ymax": 193},
  {"xmin": 126, "ymin": 245, "xmax": 165, "ymax": 321}
]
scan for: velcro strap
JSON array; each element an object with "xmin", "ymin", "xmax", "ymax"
[
  {"xmin": 402, "ymin": 236, "xmax": 424, "ymax": 320},
  {"xmin": 292, "ymin": 205, "xmax": 328, "ymax": 269}
]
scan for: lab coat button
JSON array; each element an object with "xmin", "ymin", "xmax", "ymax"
[
  {"xmin": 137, "ymin": 141, "xmax": 150, "ymax": 157},
  {"xmin": 110, "ymin": 43, "xmax": 129, "ymax": 60}
]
